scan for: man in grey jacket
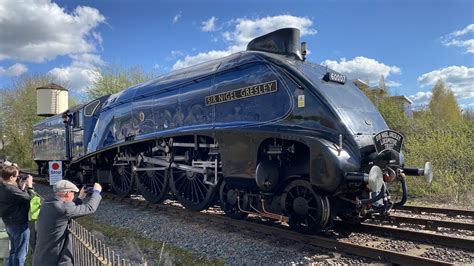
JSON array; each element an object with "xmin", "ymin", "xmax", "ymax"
[{"xmin": 32, "ymin": 180, "xmax": 102, "ymax": 266}]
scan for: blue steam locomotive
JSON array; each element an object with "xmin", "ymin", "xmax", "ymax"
[{"xmin": 33, "ymin": 28, "xmax": 432, "ymax": 233}]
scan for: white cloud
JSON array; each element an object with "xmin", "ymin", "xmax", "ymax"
[
  {"xmin": 321, "ymin": 56, "xmax": 401, "ymax": 85},
  {"xmin": 92, "ymin": 31, "xmax": 104, "ymax": 49},
  {"xmin": 386, "ymin": 81, "xmax": 402, "ymax": 87},
  {"xmin": 409, "ymin": 91, "xmax": 432, "ymax": 107},
  {"xmin": 0, "ymin": 0, "xmax": 105, "ymax": 63},
  {"xmin": 450, "ymin": 24, "xmax": 474, "ymax": 37},
  {"xmin": 166, "ymin": 50, "xmax": 185, "ymax": 61},
  {"xmin": 172, "ymin": 50, "xmax": 231, "ymax": 70},
  {"xmin": 172, "ymin": 15, "xmax": 317, "ymax": 70},
  {"xmin": 224, "ymin": 15, "xmax": 317, "ymax": 51},
  {"xmin": 417, "ymin": 66, "xmax": 474, "ymax": 100},
  {"xmin": 201, "ymin": 16, "xmax": 218, "ymax": 32},
  {"xmin": 222, "ymin": 31, "xmax": 232, "ymax": 41},
  {"xmin": 171, "ymin": 50, "xmax": 184, "ymax": 57},
  {"xmin": 172, "ymin": 12, "xmax": 182, "ymax": 25},
  {"xmin": 443, "ymin": 39, "xmax": 474, "ymax": 54},
  {"xmin": 48, "ymin": 53, "xmax": 103, "ymax": 92},
  {"xmin": 461, "ymin": 102, "xmax": 474, "ymax": 108},
  {"xmin": 0, "ymin": 63, "xmax": 28, "ymax": 77},
  {"xmin": 442, "ymin": 24, "xmax": 474, "ymax": 54}
]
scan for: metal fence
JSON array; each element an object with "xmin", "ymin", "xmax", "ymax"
[{"xmin": 68, "ymin": 219, "xmax": 147, "ymax": 266}]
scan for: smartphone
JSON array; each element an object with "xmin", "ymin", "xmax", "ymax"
[{"xmin": 83, "ymin": 186, "xmax": 94, "ymax": 193}]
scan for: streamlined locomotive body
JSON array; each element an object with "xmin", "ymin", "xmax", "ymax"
[{"xmin": 33, "ymin": 28, "xmax": 432, "ymax": 233}]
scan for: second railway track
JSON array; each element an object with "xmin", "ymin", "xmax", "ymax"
[
  {"xmin": 394, "ymin": 205, "xmax": 474, "ymax": 217},
  {"xmin": 371, "ymin": 213, "xmax": 474, "ymax": 231}
]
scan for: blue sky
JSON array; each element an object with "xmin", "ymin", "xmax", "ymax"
[{"xmin": 0, "ymin": 0, "xmax": 473, "ymax": 109}]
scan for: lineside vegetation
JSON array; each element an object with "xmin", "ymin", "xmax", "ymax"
[{"xmin": 366, "ymin": 79, "xmax": 473, "ymax": 203}]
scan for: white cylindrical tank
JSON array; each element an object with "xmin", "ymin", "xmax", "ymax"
[{"xmin": 36, "ymin": 83, "xmax": 69, "ymax": 116}]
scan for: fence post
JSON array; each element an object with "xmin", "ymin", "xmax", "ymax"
[{"xmin": 68, "ymin": 220, "xmax": 147, "ymax": 265}]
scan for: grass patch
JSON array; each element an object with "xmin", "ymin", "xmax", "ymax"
[{"xmin": 75, "ymin": 216, "xmax": 224, "ymax": 265}]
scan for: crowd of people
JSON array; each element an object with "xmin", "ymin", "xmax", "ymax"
[{"xmin": 0, "ymin": 160, "xmax": 103, "ymax": 266}]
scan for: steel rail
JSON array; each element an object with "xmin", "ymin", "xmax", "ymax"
[
  {"xmin": 224, "ymin": 216, "xmax": 452, "ymax": 266},
  {"xmin": 334, "ymin": 221, "xmax": 474, "ymax": 251},
  {"xmin": 394, "ymin": 205, "xmax": 474, "ymax": 217},
  {"xmin": 372, "ymin": 214, "xmax": 474, "ymax": 231}
]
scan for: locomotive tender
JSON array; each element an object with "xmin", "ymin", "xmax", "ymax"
[{"xmin": 33, "ymin": 28, "xmax": 432, "ymax": 233}]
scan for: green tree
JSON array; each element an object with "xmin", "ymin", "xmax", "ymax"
[
  {"xmin": 378, "ymin": 75, "xmax": 387, "ymax": 95},
  {"xmin": 403, "ymin": 113, "xmax": 473, "ymax": 202},
  {"xmin": 0, "ymin": 75, "xmax": 61, "ymax": 168},
  {"xmin": 462, "ymin": 108, "xmax": 474, "ymax": 121},
  {"xmin": 86, "ymin": 64, "xmax": 155, "ymax": 100},
  {"xmin": 428, "ymin": 79, "xmax": 461, "ymax": 123},
  {"xmin": 358, "ymin": 75, "xmax": 409, "ymax": 132},
  {"xmin": 0, "ymin": 99, "xmax": 5, "ymax": 159},
  {"xmin": 377, "ymin": 97, "xmax": 410, "ymax": 133}
]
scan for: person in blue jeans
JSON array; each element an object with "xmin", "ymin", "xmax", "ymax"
[
  {"xmin": 5, "ymin": 224, "xmax": 29, "ymax": 266},
  {"xmin": 0, "ymin": 165, "xmax": 34, "ymax": 266}
]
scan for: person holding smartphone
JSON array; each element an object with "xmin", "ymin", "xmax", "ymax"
[{"xmin": 33, "ymin": 180, "xmax": 102, "ymax": 266}]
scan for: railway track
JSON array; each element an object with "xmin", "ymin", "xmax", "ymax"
[
  {"xmin": 100, "ymin": 193, "xmax": 472, "ymax": 265},
  {"xmin": 32, "ymin": 177, "xmax": 473, "ymax": 265},
  {"xmin": 394, "ymin": 205, "xmax": 474, "ymax": 217},
  {"xmin": 371, "ymin": 213, "xmax": 474, "ymax": 231},
  {"xmin": 337, "ymin": 221, "xmax": 473, "ymax": 251}
]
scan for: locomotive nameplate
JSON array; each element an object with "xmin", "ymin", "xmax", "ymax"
[
  {"xmin": 205, "ymin": 80, "xmax": 277, "ymax": 106},
  {"xmin": 373, "ymin": 130, "xmax": 404, "ymax": 154}
]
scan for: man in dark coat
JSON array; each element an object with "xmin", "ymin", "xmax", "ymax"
[
  {"xmin": 32, "ymin": 180, "xmax": 102, "ymax": 266},
  {"xmin": 0, "ymin": 165, "xmax": 34, "ymax": 266}
]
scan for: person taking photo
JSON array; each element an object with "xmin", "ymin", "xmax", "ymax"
[
  {"xmin": 0, "ymin": 165, "xmax": 34, "ymax": 266},
  {"xmin": 33, "ymin": 180, "xmax": 102, "ymax": 266}
]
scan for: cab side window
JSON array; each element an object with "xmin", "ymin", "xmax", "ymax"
[{"xmin": 72, "ymin": 110, "xmax": 84, "ymax": 129}]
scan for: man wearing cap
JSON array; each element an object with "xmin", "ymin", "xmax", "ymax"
[{"xmin": 32, "ymin": 180, "xmax": 102, "ymax": 266}]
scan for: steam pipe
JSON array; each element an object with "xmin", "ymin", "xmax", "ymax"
[
  {"xmin": 236, "ymin": 196, "xmax": 289, "ymax": 222},
  {"xmin": 345, "ymin": 172, "xmax": 368, "ymax": 183},
  {"xmin": 260, "ymin": 199, "xmax": 289, "ymax": 223},
  {"xmin": 358, "ymin": 184, "xmax": 386, "ymax": 205},
  {"xmin": 394, "ymin": 174, "xmax": 408, "ymax": 207}
]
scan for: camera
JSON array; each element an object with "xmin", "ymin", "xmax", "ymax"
[{"xmin": 19, "ymin": 174, "xmax": 29, "ymax": 181}]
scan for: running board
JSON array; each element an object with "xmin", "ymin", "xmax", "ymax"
[{"xmin": 132, "ymin": 166, "xmax": 167, "ymax": 172}]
